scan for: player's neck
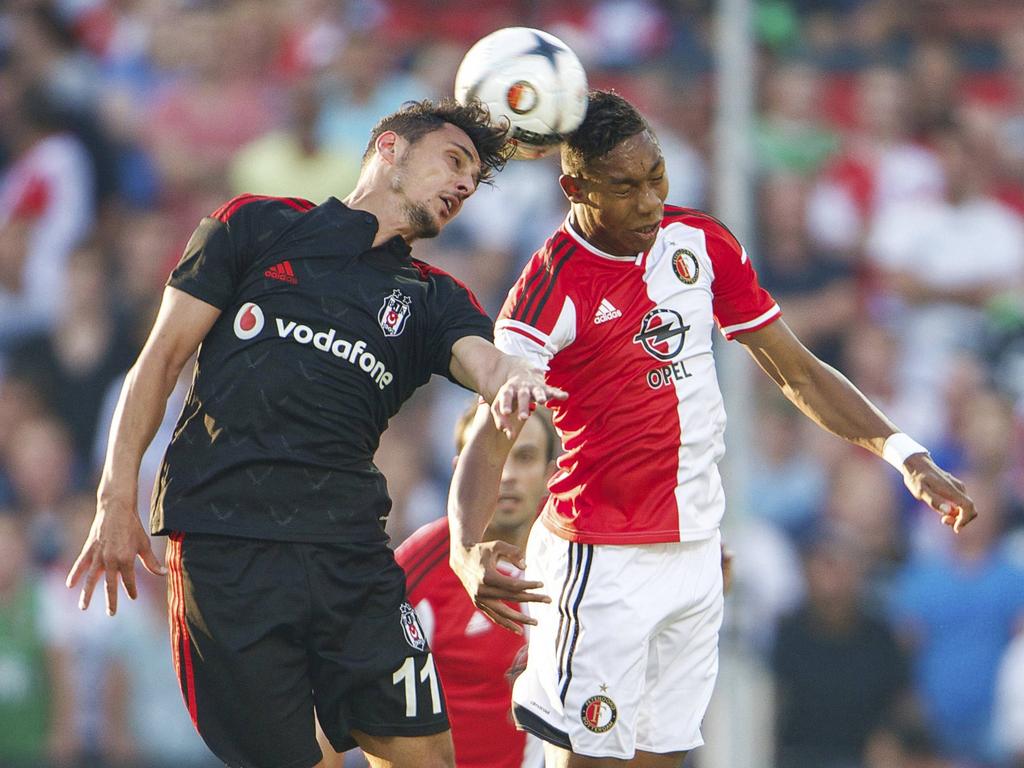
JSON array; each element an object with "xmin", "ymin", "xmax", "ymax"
[
  {"xmin": 342, "ymin": 187, "xmax": 414, "ymax": 247},
  {"xmin": 568, "ymin": 209, "xmax": 635, "ymax": 259},
  {"xmin": 483, "ymin": 522, "xmax": 532, "ymax": 552}
]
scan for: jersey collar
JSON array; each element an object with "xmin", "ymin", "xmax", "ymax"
[{"xmin": 563, "ymin": 215, "xmax": 642, "ymax": 263}]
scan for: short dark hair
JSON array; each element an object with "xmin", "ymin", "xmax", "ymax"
[
  {"xmin": 454, "ymin": 402, "xmax": 560, "ymax": 463},
  {"xmin": 363, "ymin": 98, "xmax": 513, "ymax": 184},
  {"xmin": 561, "ymin": 90, "xmax": 650, "ymax": 173}
]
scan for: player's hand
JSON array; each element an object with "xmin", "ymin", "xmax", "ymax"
[
  {"xmin": 900, "ymin": 453, "xmax": 977, "ymax": 533},
  {"xmin": 450, "ymin": 540, "xmax": 550, "ymax": 635},
  {"xmin": 492, "ymin": 368, "xmax": 566, "ymax": 439},
  {"xmin": 66, "ymin": 493, "xmax": 166, "ymax": 616}
]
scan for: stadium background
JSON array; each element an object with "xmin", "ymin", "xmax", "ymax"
[{"xmin": 1, "ymin": 0, "xmax": 1023, "ymax": 766}]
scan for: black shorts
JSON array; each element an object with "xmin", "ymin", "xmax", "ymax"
[{"xmin": 166, "ymin": 532, "xmax": 449, "ymax": 768}]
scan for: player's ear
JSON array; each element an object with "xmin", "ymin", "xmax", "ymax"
[
  {"xmin": 375, "ymin": 131, "xmax": 400, "ymax": 166},
  {"xmin": 559, "ymin": 174, "xmax": 586, "ymax": 204}
]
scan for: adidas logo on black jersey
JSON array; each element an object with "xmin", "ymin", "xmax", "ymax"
[{"xmin": 265, "ymin": 260, "xmax": 298, "ymax": 284}]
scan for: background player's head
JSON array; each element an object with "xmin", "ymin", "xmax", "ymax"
[
  {"xmin": 454, "ymin": 405, "xmax": 558, "ymax": 537},
  {"xmin": 361, "ymin": 98, "xmax": 512, "ymax": 239},
  {"xmin": 560, "ymin": 90, "xmax": 669, "ymax": 257}
]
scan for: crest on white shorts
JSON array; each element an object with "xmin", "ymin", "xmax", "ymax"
[
  {"xmin": 581, "ymin": 694, "xmax": 617, "ymax": 733},
  {"xmin": 399, "ymin": 602, "xmax": 426, "ymax": 651}
]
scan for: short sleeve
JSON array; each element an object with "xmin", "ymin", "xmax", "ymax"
[
  {"xmin": 167, "ymin": 202, "xmax": 252, "ymax": 309},
  {"xmin": 493, "ymin": 252, "xmax": 577, "ymax": 371},
  {"xmin": 708, "ymin": 226, "xmax": 780, "ymax": 340},
  {"xmin": 422, "ymin": 267, "xmax": 493, "ymax": 382}
]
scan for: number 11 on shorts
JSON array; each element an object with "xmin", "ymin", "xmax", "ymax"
[{"xmin": 393, "ymin": 654, "xmax": 441, "ymax": 717}]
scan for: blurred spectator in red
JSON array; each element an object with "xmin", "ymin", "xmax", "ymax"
[
  {"xmin": 890, "ymin": 472, "xmax": 1024, "ymax": 764},
  {"xmin": 773, "ymin": 524, "xmax": 910, "ymax": 768},
  {"xmin": 756, "ymin": 60, "xmax": 840, "ymax": 175},
  {"xmin": 0, "ymin": 83, "xmax": 95, "ymax": 351},
  {"xmin": 866, "ymin": 115, "xmax": 1024, "ymax": 428},
  {"xmin": 0, "ymin": 512, "xmax": 73, "ymax": 767},
  {"xmin": 808, "ymin": 65, "xmax": 944, "ymax": 256},
  {"xmin": 229, "ymin": 76, "xmax": 360, "ymax": 203},
  {"xmin": 7, "ymin": 244, "xmax": 137, "ymax": 465}
]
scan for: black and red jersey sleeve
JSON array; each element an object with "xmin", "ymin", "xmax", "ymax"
[
  {"xmin": 168, "ymin": 194, "xmax": 314, "ymax": 309},
  {"xmin": 703, "ymin": 217, "xmax": 780, "ymax": 339},
  {"xmin": 413, "ymin": 260, "xmax": 494, "ymax": 384}
]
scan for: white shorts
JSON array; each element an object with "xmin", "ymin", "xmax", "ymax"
[{"xmin": 512, "ymin": 523, "xmax": 723, "ymax": 760}]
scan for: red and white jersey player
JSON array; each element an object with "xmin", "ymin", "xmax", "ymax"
[{"xmin": 496, "ymin": 205, "xmax": 780, "ymax": 545}]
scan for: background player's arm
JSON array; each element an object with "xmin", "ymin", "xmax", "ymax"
[
  {"xmin": 738, "ymin": 318, "xmax": 976, "ymax": 531},
  {"xmin": 450, "ymin": 335, "xmax": 565, "ymax": 436},
  {"xmin": 67, "ymin": 287, "xmax": 221, "ymax": 615},
  {"xmin": 448, "ymin": 403, "xmax": 549, "ymax": 634}
]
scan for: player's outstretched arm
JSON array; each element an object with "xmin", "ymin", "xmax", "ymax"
[
  {"xmin": 66, "ymin": 287, "xmax": 221, "ymax": 615},
  {"xmin": 448, "ymin": 402, "xmax": 551, "ymax": 634},
  {"xmin": 449, "ymin": 335, "xmax": 566, "ymax": 437},
  {"xmin": 738, "ymin": 319, "xmax": 976, "ymax": 532}
]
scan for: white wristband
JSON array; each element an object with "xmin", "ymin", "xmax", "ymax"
[{"xmin": 882, "ymin": 433, "xmax": 929, "ymax": 470}]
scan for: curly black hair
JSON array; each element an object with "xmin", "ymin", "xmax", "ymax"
[
  {"xmin": 363, "ymin": 98, "xmax": 513, "ymax": 184},
  {"xmin": 561, "ymin": 90, "xmax": 650, "ymax": 173}
]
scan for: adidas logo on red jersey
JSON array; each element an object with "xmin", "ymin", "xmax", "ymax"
[
  {"xmin": 593, "ymin": 298, "xmax": 622, "ymax": 325},
  {"xmin": 265, "ymin": 260, "xmax": 298, "ymax": 284}
]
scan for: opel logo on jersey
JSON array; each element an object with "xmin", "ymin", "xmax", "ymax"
[
  {"xmin": 632, "ymin": 308, "xmax": 689, "ymax": 361},
  {"xmin": 400, "ymin": 602, "xmax": 426, "ymax": 651},
  {"xmin": 672, "ymin": 249, "xmax": 700, "ymax": 284},
  {"xmin": 233, "ymin": 302, "xmax": 265, "ymax": 340},
  {"xmin": 378, "ymin": 289, "xmax": 412, "ymax": 337},
  {"xmin": 581, "ymin": 695, "xmax": 617, "ymax": 733}
]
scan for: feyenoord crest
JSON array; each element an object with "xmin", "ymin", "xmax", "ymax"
[
  {"xmin": 400, "ymin": 602, "xmax": 426, "ymax": 651},
  {"xmin": 581, "ymin": 695, "xmax": 617, "ymax": 733},
  {"xmin": 672, "ymin": 249, "xmax": 700, "ymax": 285},
  {"xmin": 378, "ymin": 289, "xmax": 412, "ymax": 337}
]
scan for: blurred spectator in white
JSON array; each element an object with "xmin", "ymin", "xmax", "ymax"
[
  {"xmin": 866, "ymin": 115, "xmax": 1024, "ymax": 421},
  {"xmin": 0, "ymin": 83, "xmax": 95, "ymax": 351},
  {"xmin": 808, "ymin": 65, "xmax": 944, "ymax": 255},
  {"xmin": 757, "ymin": 172, "xmax": 857, "ymax": 365},
  {"xmin": 5, "ymin": 414, "xmax": 78, "ymax": 565},
  {"xmin": 756, "ymin": 60, "xmax": 840, "ymax": 175},
  {"xmin": 39, "ymin": 493, "xmax": 139, "ymax": 766},
  {"xmin": 994, "ymin": 625, "xmax": 1024, "ymax": 768},
  {"xmin": 890, "ymin": 472, "xmax": 1024, "ymax": 764},
  {"xmin": 773, "ymin": 524, "xmax": 910, "ymax": 768},
  {"xmin": 7, "ymin": 244, "xmax": 137, "ymax": 465},
  {"xmin": 230, "ymin": 76, "xmax": 359, "ymax": 203},
  {"xmin": 0, "ymin": 513, "xmax": 73, "ymax": 767}
]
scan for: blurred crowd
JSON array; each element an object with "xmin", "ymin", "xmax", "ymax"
[{"xmin": 0, "ymin": 1, "xmax": 1023, "ymax": 767}]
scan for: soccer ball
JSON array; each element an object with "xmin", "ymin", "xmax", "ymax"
[{"xmin": 455, "ymin": 27, "xmax": 588, "ymax": 160}]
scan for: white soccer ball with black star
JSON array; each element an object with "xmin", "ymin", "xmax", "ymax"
[{"xmin": 455, "ymin": 27, "xmax": 588, "ymax": 160}]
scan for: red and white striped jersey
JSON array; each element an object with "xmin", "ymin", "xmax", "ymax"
[{"xmin": 495, "ymin": 205, "xmax": 780, "ymax": 545}]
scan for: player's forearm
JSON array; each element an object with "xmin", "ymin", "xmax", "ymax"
[
  {"xmin": 777, "ymin": 358, "xmax": 898, "ymax": 456},
  {"xmin": 97, "ymin": 352, "xmax": 182, "ymax": 507},
  {"xmin": 448, "ymin": 419, "xmax": 514, "ymax": 547}
]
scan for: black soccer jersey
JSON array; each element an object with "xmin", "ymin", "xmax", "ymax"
[{"xmin": 152, "ymin": 195, "xmax": 493, "ymax": 543}]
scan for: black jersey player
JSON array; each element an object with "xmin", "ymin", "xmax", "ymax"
[{"xmin": 66, "ymin": 99, "xmax": 561, "ymax": 768}]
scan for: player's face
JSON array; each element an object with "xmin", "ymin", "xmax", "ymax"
[
  {"xmin": 570, "ymin": 131, "xmax": 668, "ymax": 256},
  {"xmin": 492, "ymin": 417, "xmax": 552, "ymax": 532},
  {"xmin": 391, "ymin": 123, "xmax": 482, "ymax": 239}
]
